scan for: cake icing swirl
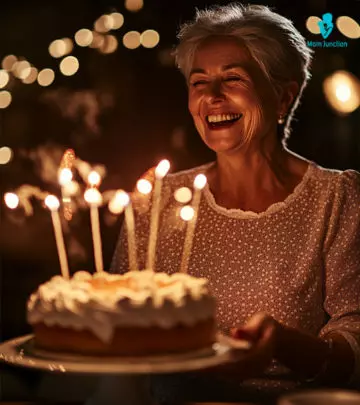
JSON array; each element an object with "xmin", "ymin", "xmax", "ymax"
[{"xmin": 27, "ymin": 270, "xmax": 215, "ymax": 343}]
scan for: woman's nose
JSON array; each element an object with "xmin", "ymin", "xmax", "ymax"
[{"xmin": 205, "ymin": 80, "xmax": 225, "ymax": 102}]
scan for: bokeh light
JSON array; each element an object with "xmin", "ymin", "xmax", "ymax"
[
  {"xmin": 125, "ymin": 0, "xmax": 144, "ymax": 12},
  {"xmin": 0, "ymin": 146, "xmax": 13, "ymax": 164},
  {"xmin": 49, "ymin": 39, "xmax": 66, "ymax": 58},
  {"xmin": 305, "ymin": 16, "xmax": 321, "ymax": 34},
  {"xmin": 123, "ymin": 31, "xmax": 141, "ymax": 49},
  {"xmin": 94, "ymin": 15, "xmax": 112, "ymax": 33},
  {"xmin": 4, "ymin": 192, "xmax": 19, "ymax": 209},
  {"xmin": 75, "ymin": 29, "xmax": 93, "ymax": 47},
  {"xmin": 323, "ymin": 70, "xmax": 360, "ymax": 115},
  {"xmin": 0, "ymin": 70, "xmax": 10, "ymax": 88},
  {"xmin": 98, "ymin": 35, "xmax": 118, "ymax": 54},
  {"xmin": 1, "ymin": 55, "xmax": 17, "ymax": 71},
  {"xmin": 89, "ymin": 32, "xmax": 105, "ymax": 49},
  {"xmin": 59, "ymin": 56, "xmax": 79, "ymax": 76},
  {"xmin": 110, "ymin": 12, "xmax": 124, "ymax": 29},
  {"xmin": 22, "ymin": 67, "xmax": 38, "ymax": 84},
  {"xmin": 174, "ymin": 187, "xmax": 192, "ymax": 204},
  {"xmin": 12, "ymin": 60, "xmax": 31, "ymax": 79},
  {"xmin": 336, "ymin": 16, "xmax": 360, "ymax": 39},
  {"xmin": 136, "ymin": 179, "xmax": 152, "ymax": 195},
  {"xmin": 180, "ymin": 205, "xmax": 195, "ymax": 221},
  {"xmin": 140, "ymin": 30, "xmax": 160, "ymax": 48},
  {"xmin": 88, "ymin": 171, "xmax": 101, "ymax": 186},
  {"xmin": 37, "ymin": 68, "xmax": 55, "ymax": 87},
  {"xmin": 0, "ymin": 91, "xmax": 12, "ymax": 108}
]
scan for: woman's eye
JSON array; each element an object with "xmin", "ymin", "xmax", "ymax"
[
  {"xmin": 191, "ymin": 80, "xmax": 208, "ymax": 87},
  {"xmin": 224, "ymin": 77, "xmax": 241, "ymax": 82}
]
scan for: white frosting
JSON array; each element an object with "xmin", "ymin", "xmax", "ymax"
[{"xmin": 27, "ymin": 270, "xmax": 215, "ymax": 343}]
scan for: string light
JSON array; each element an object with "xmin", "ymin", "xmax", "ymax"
[
  {"xmin": 140, "ymin": 30, "xmax": 160, "ymax": 48},
  {"xmin": 0, "ymin": 146, "xmax": 13, "ymax": 164},
  {"xmin": 98, "ymin": 35, "xmax": 118, "ymax": 54},
  {"xmin": 0, "ymin": 70, "xmax": 10, "ymax": 88},
  {"xmin": 336, "ymin": 16, "xmax": 360, "ymax": 39},
  {"xmin": 110, "ymin": 12, "xmax": 124, "ymax": 29},
  {"xmin": 75, "ymin": 29, "xmax": 93, "ymax": 47},
  {"xmin": 22, "ymin": 67, "xmax": 38, "ymax": 84},
  {"xmin": 305, "ymin": 16, "xmax": 321, "ymax": 34},
  {"xmin": 1, "ymin": 55, "xmax": 17, "ymax": 71},
  {"xmin": 125, "ymin": 0, "xmax": 144, "ymax": 12},
  {"xmin": 59, "ymin": 56, "xmax": 79, "ymax": 76}
]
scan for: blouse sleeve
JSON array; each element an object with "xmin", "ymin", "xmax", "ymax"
[{"xmin": 320, "ymin": 170, "xmax": 360, "ymax": 386}]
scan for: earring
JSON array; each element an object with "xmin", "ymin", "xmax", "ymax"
[{"xmin": 278, "ymin": 114, "xmax": 285, "ymax": 125}]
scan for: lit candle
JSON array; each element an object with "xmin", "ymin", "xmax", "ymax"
[
  {"xmin": 84, "ymin": 188, "xmax": 104, "ymax": 273},
  {"xmin": 180, "ymin": 174, "xmax": 207, "ymax": 273},
  {"xmin": 58, "ymin": 167, "xmax": 73, "ymax": 221},
  {"xmin": 109, "ymin": 190, "xmax": 138, "ymax": 271},
  {"xmin": 44, "ymin": 195, "xmax": 70, "ymax": 279},
  {"xmin": 88, "ymin": 170, "xmax": 101, "ymax": 188},
  {"xmin": 146, "ymin": 159, "xmax": 170, "ymax": 270}
]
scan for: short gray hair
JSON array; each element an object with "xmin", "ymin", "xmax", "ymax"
[{"xmin": 175, "ymin": 3, "xmax": 313, "ymax": 144}]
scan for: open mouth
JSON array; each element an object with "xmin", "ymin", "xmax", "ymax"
[{"xmin": 206, "ymin": 113, "xmax": 243, "ymax": 130}]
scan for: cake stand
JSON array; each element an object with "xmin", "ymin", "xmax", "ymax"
[{"xmin": 0, "ymin": 334, "xmax": 251, "ymax": 405}]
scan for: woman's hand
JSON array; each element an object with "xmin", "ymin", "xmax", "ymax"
[{"xmin": 202, "ymin": 312, "xmax": 281, "ymax": 381}]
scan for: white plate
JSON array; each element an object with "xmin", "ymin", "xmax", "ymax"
[{"xmin": 0, "ymin": 334, "xmax": 251, "ymax": 375}]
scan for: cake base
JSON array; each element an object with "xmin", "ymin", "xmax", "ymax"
[{"xmin": 33, "ymin": 319, "xmax": 216, "ymax": 356}]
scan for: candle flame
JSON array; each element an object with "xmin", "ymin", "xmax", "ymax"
[
  {"xmin": 108, "ymin": 190, "xmax": 129, "ymax": 214},
  {"xmin": 84, "ymin": 188, "xmax": 103, "ymax": 205},
  {"xmin": 45, "ymin": 195, "xmax": 60, "ymax": 210},
  {"xmin": 174, "ymin": 187, "xmax": 192, "ymax": 204},
  {"xmin": 136, "ymin": 178, "xmax": 152, "ymax": 195},
  {"xmin": 4, "ymin": 192, "xmax": 19, "ymax": 209},
  {"xmin": 180, "ymin": 205, "xmax": 195, "ymax": 221},
  {"xmin": 194, "ymin": 174, "xmax": 207, "ymax": 190},
  {"xmin": 155, "ymin": 159, "xmax": 170, "ymax": 179},
  {"xmin": 58, "ymin": 168, "xmax": 73, "ymax": 186},
  {"xmin": 88, "ymin": 170, "xmax": 101, "ymax": 186}
]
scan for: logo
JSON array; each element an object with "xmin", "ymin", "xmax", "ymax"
[
  {"xmin": 318, "ymin": 13, "xmax": 334, "ymax": 39},
  {"xmin": 307, "ymin": 12, "xmax": 349, "ymax": 48}
]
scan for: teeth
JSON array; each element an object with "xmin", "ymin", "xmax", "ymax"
[{"xmin": 207, "ymin": 113, "xmax": 241, "ymax": 123}]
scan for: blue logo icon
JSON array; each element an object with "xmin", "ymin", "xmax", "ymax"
[{"xmin": 318, "ymin": 13, "xmax": 334, "ymax": 39}]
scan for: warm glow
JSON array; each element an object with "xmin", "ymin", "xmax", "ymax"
[
  {"xmin": 49, "ymin": 39, "xmax": 67, "ymax": 58},
  {"xmin": 110, "ymin": 12, "xmax": 124, "ymax": 29},
  {"xmin": 12, "ymin": 60, "xmax": 31, "ymax": 79},
  {"xmin": 180, "ymin": 205, "xmax": 195, "ymax": 221},
  {"xmin": 63, "ymin": 38, "xmax": 74, "ymax": 54},
  {"xmin": 37, "ymin": 69, "xmax": 55, "ymax": 87},
  {"xmin": 136, "ymin": 178, "xmax": 152, "ymax": 195},
  {"xmin": 336, "ymin": 16, "xmax": 360, "ymax": 39},
  {"xmin": 2, "ymin": 55, "xmax": 17, "ymax": 71},
  {"xmin": 88, "ymin": 171, "xmax": 101, "ymax": 186},
  {"xmin": 0, "ymin": 146, "xmax": 13, "ymax": 164},
  {"xmin": 305, "ymin": 16, "xmax": 321, "ymax": 34},
  {"xmin": 45, "ymin": 195, "xmax": 60, "ymax": 211},
  {"xmin": 140, "ymin": 30, "xmax": 160, "ymax": 48},
  {"xmin": 174, "ymin": 187, "xmax": 192, "ymax": 204},
  {"xmin": 58, "ymin": 168, "xmax": 73, "ymax": 186},
  {"xmin": 323, "ymin": 70, "xmax": 360, "ymax": 115},
  {"xmin": 59, "ymin": 56, "xmax": 79, "ymax": 76},
  {"xmin": 4, "ymin": 192, "xmax": 19, "ymax": 209},
  {"xmin": 123, "ymin": 31, "xmax": 141, "ymax": 49},
  {"xmin": 84, "ymin": 188, "xmax": 103, "ymax": 205},
  {"xmin": 194, "ymin": 174, "xmax": 207, "ymax": 190},
  {"xmin": 22, "ymin": 67, "xmax": 38, "ymax": 84},
  {"xmin": 63, "ymin": 181, "xmax": 79, "ymax": 196},
  {"xmin": 0, "ymin": 70, "xmax": 10, "ymax": 88},
  {"xmin": 125, "ymin": 0, "xmax": 144, "ymax": 12},
  {"xmin": 89, "ymin": 32, "xmax": 105, "ymax": 49},
  {"xmin": 75, "ymin": 29, "xmax": 93, "ymax": 47},
  {"xmin": 155, "ymin": 159, "xmax": 170, "ymax": 179},
  {"xmin": 99, "ymin": 35, "xmax": 118, "ymax": 54},
  {"xmin": 94, "ymin": 15, "xmax": 112, "ymax": 33},
  {"xmin": 0, "ymin": 91, "xmax": 12, "ymax": 108},
  {"xmin": 109, "ymin": 190, "xmax": 130, "ymax": 214}
]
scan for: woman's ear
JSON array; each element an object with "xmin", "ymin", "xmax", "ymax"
[{"xmin": 278, "ymin": 81, "xmax": 299, "ymax": 116}]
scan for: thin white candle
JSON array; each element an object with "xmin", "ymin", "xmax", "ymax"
[
  {"xmin": 44, "ymin": 195, "xmax": 70, "ymax": 279},
  {"xmin": 146, "ymin": 159, "xmax": 170, "ymax": 270},
  {"xmin": 58, "ymin": 168, "xmax": 73, "ymax": 221},
  {"xmin": 109, "ymin": 190, "xmax": 138, "ymax": 271},
  {"xmin": 180, "ymin": 174, "xmax": 207, "ymax": 273},
  {"xmin": 84, "ymin": 188, "xmax": 104, "ymax": 273}
]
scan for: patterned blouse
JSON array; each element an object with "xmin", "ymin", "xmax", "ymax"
[{"xmin": 111, "ymin": 160, "xmax": 360, "ymax": 394}]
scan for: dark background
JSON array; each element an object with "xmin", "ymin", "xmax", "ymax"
[{"xmin": 0, "ymin": 0, "xmax": 359, "ymax": 340}]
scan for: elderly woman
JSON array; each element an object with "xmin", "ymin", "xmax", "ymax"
[{"xmin": 111, "ymin": 3, "xmax": 360, "ymax": 403}]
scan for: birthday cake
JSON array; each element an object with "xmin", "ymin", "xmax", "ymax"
[{"xmin": 27, "ymin": 270, "xmax": 216, "ymax": 356}]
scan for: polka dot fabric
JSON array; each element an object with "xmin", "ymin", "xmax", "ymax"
[{"xmin": 111, "ymin": 161, "xmax": 360, "ymax": 386}]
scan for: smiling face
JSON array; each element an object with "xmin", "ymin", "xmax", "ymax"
[{"xmin": 188, "ymin": 36, "xmax": 279, "ymax": 155}]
